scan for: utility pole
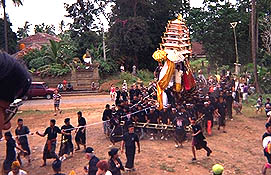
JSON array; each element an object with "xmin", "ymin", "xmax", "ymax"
[
  {"xmin": 251, "ymin": 0, "xmax": 260, "ymax": 93},
  {"xmin": 102, "ymin": 26, "xmax": 106, "ymax": 61},
  {"xmin": 230, "ymin": 22, "xmax": 241, "ymax": 75}
]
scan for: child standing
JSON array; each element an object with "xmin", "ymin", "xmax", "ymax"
[{"xmin": 53, "ymin": 90, "xmax": 62, "ymax": 116}]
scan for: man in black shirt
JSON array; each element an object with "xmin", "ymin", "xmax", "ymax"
[
  {"xmin": 36, "ymin": 119, "xmax": 62, "ymax": 167},
  {"xmin": 59, "ymin": 118, "xmax": 74, "ymax": 160},
  {"xmin": 75, "ymin": 111, "xmax": 87, "ymax": 151},
  {"xmin": 129, "ymin": 85, "xmax": 136, "ymax": 101},
  {"xmin": 84, "ymin": 147, "xmax": 100, "ymax": 175},
  {"xmin": 102, "ymin": 104, "xmax": 112, "ymax": 136},
  {"xmin": 135, "ymin": 105, "xmax": 146, "ymax": 123},
  {"xmin": 3, "ymin": 131, "xmax": 26, "ymax": 174},
  {"xmin": 115, "ymin": 87, "xmax": 121, "ymax": 105},
  {"xmin": 135, "ymin": 86, "xmax": 141, "ymax": 97},
  {"xmin": 52, "ymin": 159, "xmax": 66, "ymax": 175},
  {"xmin": 217, "ymin": 96, "xmax": 227, "ymax": 133},
  {"xmin": 146, "ymin": 107, "xmax": 159, "ymax": 140},
  {"xmin": 262, "ymin": 123, "xmax": 271, "ymax": 175},
  {"xmin": 15, "ymin": 118, "xmax": 31, "ymax": 165},
  {"xmin": 0, "ymin": 52, "xmax": 31, "ymax": 140},
  {"xmin": 159, "ymin": 107, "xmax": 170, "ymax": 140},
  {"xmin": 134, "ymin": 105, "xmax": 146, "ymax": 139},
  {"xmin": 225, "ymin": 91, "xmax": 233, "ymax": 120},
  {"xmin": 191, "ymin": 118, "xmax": 212, "ymax": 161},
  {"xmin": 121, "ymin": 89, "xmax": 128, "ymax": 102},
  {"xmin": 203, "ymin": 102, "xmax": 214, "ymax": 136},
  {"xmin": 121, "ymin": 124, "xmax": 140, "ymax": 171}
]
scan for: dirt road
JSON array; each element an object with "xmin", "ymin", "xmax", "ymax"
[{"xmin": 0, "ymin": 96, "xmax": 268, "ymax": 175}]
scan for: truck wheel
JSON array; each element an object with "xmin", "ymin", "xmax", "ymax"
[{"xmin": 46, "ymin": 94, "xmax": 52, "ymax": 99}]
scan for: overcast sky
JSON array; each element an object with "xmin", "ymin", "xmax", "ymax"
[{"xmin": 0, "ymin": 0, "xmax": 235, "ymax": 34}]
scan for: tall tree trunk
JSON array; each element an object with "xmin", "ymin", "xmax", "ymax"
[
  {"xmin": 133, "ymin": 0, "xmax": 138, "ymax": 17},
  {"xmin": 3, "ymin": 0, "xmax": 8, "ymax": 53},
  {"xmin": 251, "ymin": 0, "xmax": 261, "ymax": 93}
]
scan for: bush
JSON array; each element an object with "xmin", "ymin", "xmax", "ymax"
[
  {"xmin": 119, "ymin": 72, "xmax": 137, "ymax": 85},
  {"xmin": 96, "ymin": 58, "xmax": 118, "ymax": 77},
  {"xmin": 29, "ymin": 57, "xmax": 50, "ymax": 70},
  {"xmin": 37, "ymin": 64, "xmax": 70, "ymax": 78},
  {"xmin": 137, "ymin": 69, "xmax": 154, "ymax": 83}
]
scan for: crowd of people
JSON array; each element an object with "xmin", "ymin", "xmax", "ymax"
[
  {"xmin": 101, "ymin": 69, "xmax": 255, "ymax": 175},
  {"xmin": 2, "ymin": 51, "xmax": 268, "ymax": 175}
]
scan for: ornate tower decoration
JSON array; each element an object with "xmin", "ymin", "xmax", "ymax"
[{"xmin": 153, "ymin": 15, "xmax": 196, "ymax": 110}]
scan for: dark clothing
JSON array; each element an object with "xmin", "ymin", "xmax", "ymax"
[
  {"xmin": 5, "ymin": 138, "xmax": 16, "ymax": 161},
  {"xmin": 102, "ymin": 109, "xmax": 112, "ymax": 121},
  {"xmin": 59, "ymin": 125, "xmax": 74, "ymax": 156},
  {"xmin": 44, "ymin": 126, "xmax": 61, "ymax": 140},
  {"xmin": 75, "ymin": 130, "xmax": 86, "ymax": 145},
  {"xmin": 43, "ymin": 126, "xmax": 61, "ymax": 160},
  {"xmin": 136, "ymin": 110, "xmax": 146, "ymax": 122},
  {"xmin": 125, "ymin": 153, "xmax": 135, "ymax": 169},
  {"xmin": 203, "ymin": 106, "xmax": 214, "ymax": 121},
  {"xmin": 129, "ymin": 89, "xmax": 135, "ymax": 101},
  {"xmin": 15, "ymin": 126, "xmax": 31, "ymax": 155},
  {"xmin": 147, "ymin": 112, "xmax": 159, "ymax": 124},
  {"xmin": 108, "ymin": 158, "xmax": 124, "ymax": 175},
  {"xmin": 54, "ymin": 173, "xmax": 66, "ymax": 175},
  {"xmin": 135, "ymin": 89, "xmax": 141, "ymax": 97},
  {"xmin": 192, "ymin": 124, "xmax": 211, "ymax": 152},
  {"xmin": 121, "ymin": 91, "xmax": 128, "ymax": 101},
  {"xmin": 192, "ymin": 124, "xmax": 205, "ymax": 141},
  {"xmin": 173, "ymin": 118, "xmax": 186, "ymax": 142},
  {"xmin": 43, "ymin": 139, "xmax": 58, "ymax": 160},
  {"xmin": 160, "ymin": 110, "xmax": 169, "ymax": 124},
  {"xmin": 0, "ymin": 52, "xmax": 32, "ymax": 103},
  {"xmin": 88, "ymin": 155, "xmax": 100, "ymax": 175},
  {"xmin": 123, "ymin": 132, "xmax": 139, "ymax": 155},
  {"xmin": 217, "ymin": 102, "xmax": 226, "ymax": 126},
  {"xmin": 76, "ymin": 117, "xmax": 86, "ymax": 144},
  {"xmin": 78, "ymin": 117, "xmax": 87, "ymax": 131},
  {"xmin": 61, "ymin": 125, "xmax": 74, "ymax": 141},
  {"xmin": 115, "ymin": 91, "xmax": 121, "ymax": 105},
  {"xmin": 226, "ymin": 95, "xmax": 233, "ymax": 118},
  {"xmin": 110, "ymin": 117, "xmax": 123, "ymax": 143},
  {"xmin": 264, "ymin": 150, "xmax": 271, "ymax": 163},
  {"xmin": 116, "ymin": 109, "xmax": 125, "ymax": 119},
  {"xmin": 123, "ymin": 132, "xmax": 139, "ymax": 168}
]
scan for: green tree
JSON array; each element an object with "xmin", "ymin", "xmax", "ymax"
[
  {"xmin": 34, "ymin": 23, "xmax": 56, "ymax": 35},
  {"xmin": 0, "ymin": 18, "xmax": 17, "ymax": 54},
  {"xmin": 186, "ymin": 0, "xmax": 251, "ymax": 66},
  {"xmin": 107, "ymin": 0, "xmax": 190, "ymax": 70},
  {"xmin": 0, "ymin": 0, "xmax": 22, "ymax": 53},
  {"xmin": 65, "ymin": 0, "xmax": 102, "ymax": 57},
  {"xmin": 17, "ymin": 21, "xmax": 31, "ymax": 40}
]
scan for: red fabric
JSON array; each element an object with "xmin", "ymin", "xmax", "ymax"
[
  {"xmin": 183, "ymin": 71, "xmax": 196, "ymax": 91},
  {"xmin": 207, "ymin": 120, "xmax": 212, "ymax": 135}
]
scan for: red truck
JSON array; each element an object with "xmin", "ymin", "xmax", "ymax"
[{"xmin": 25, "ymin": 82, "xmax": 56, "ymax": 100}]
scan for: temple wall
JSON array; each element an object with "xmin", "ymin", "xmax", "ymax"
[{"xmin": 32, "ymin": 64, "xmax": 100, "ymax": 90}]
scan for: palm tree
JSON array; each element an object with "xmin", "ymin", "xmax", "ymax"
[{"xmin": 1, "ymin": 0, "xmax": 23, "ymax": 53}]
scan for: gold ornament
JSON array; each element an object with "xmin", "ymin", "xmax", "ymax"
[{"xmin": 152, "ymin": 49, "xmax": 167, "ymax": 62}]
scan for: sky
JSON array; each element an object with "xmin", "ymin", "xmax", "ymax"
[{"xmin": 0, "ymin": 0, "xmax": 235, "ymax": 34}]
